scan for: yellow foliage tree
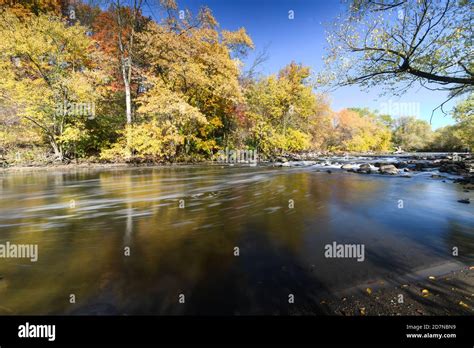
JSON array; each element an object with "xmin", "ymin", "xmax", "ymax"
[
  {"xmin": 135, "ymin": 3, "xmax": 253, "ymax": 157},
  {"xmin": 328, "ymin": 109, "xmax": 392, "ymax": 152},
  {"xmin": 0, "ymin": 10, "xmax": 109, "ymax": 160}
]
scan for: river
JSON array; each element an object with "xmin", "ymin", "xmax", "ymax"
[{"xmin": 0, "ymin": 164, "xmax": 472, "ymax": 314}]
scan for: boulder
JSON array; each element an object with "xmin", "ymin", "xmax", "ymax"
[
  {"xmin": 439, "ymin": 163, "xmax": 467, "ymax": 175},
  {"xmin": 341, "ymin": 164, "xmax": 354, "ymax": 170},
  {"xmin": 357, "ymin": 163, "xmax": 372, "ymax": 174},
  {"xmin": 454, "ymin": 176, "xmax": 474, "ymax": 185},
  {"xmin": 379, "ymin": 164, "xmax": 398, "ymax": 175},
  {"xmin": 394, "ymin": 162, "xmax": 408, "ymax": 169},
  {"xmin": 414, "ymin": 163, "xmax": 426, "ymax": 171},
  {"xmin": 276, "ymin": 156, "xmax": 289, "ymax": 163}
]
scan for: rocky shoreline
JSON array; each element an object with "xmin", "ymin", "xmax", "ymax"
[
  {"xmin": 274, "ymin": 152, "xmax": 473, "ymax": 175},
  {"xmin": 273, "ymin": 153, "xmax": 474, "ymax": 200}
]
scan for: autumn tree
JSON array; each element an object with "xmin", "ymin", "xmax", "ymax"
[
  {"xmin": 304, "ymin": 93, "xmax": 334, "ymax": 151},
  {"xmin": 0, "ymin": 10, "xmax": 109, "ymax": 160},
  {"xmin": 0, "ymin": 0, "xmax": 63, "ymax": 16},
  {"xmin": 245, "ymin": 63, "xmax": 319, "ymax": 156},
  {"xmin": 128, "ymin": 1, "xmax": 253, "ymax": 159},
  {"xmin": 109, "ymin": 0, "xmax": 145, "ymax": 126},
  {"xmin": 327, "ymin": 108, "xmax": 392, "ymax": 152},
  {"xmin": 90, "ymin": 1, "xmax": 149, "ymax": 126}
]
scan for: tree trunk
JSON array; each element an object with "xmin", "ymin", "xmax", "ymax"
[
  {"xmin": 123, "ymin": 70, "xmax": 132, "ymax": 125},
  {"xmin": 121, "ymin": 57, "xmax": 133, "ymax": 158},
  {"xmin": 50, "ymin": 138, "xmax": 63, "ymax": 161}
]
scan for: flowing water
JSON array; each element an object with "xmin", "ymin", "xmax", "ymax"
[{"xmin": 0, "ymin": 164, "xmax": 472, "ymax": 314}]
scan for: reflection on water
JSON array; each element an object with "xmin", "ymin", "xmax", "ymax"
[{"xmin": 0, "ymin": 166, "xmax": 472, "ymax": 314}]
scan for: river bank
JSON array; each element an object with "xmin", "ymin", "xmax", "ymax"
[{"xmin": 322, "ymin": 264, "xmax": 474, "ymax": 316}]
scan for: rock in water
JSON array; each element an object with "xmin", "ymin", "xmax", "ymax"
[
  {"xmin": 341, "ymin": 164, "xmax": 354, "ymax": 170},
  {"xmin": 394, "ymin": 162, "xmax": 408, "ymax": 169},
  {"xmin": 440, "ymin": 162, "xmax": 468, "ymax": 175},
  {"xmin": 458, "ymin": 199, "xmax": 470, "ymax": 204},
  {"xmin": 379, "ymin": 164, "xmax": 398, "ymax": 175},
  {"xmin": 358, "ymin": 163, "xmax": 372, "ymax": 174}
]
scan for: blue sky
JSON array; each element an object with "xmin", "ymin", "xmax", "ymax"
[{"xmin": 142, "ymin": 0, "xmax": 459, "ymax": 129}]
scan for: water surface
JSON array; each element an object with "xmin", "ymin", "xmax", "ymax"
[{"xmin": 0, "ymin": 165, "xmax": 472, "ymax": 314}]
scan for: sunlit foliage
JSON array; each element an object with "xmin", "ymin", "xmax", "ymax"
[{"xmin": 0, "ymin": 1, "xmax": 471, "ymax": 165}]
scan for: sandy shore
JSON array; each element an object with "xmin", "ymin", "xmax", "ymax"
[{"xmin": 321, "ymin": 264, "xmax": 474, "ymax": 316}]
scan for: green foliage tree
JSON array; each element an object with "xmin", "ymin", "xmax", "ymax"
[
  {"xmin": 451, "ymin": 93, "xmax": 474, "ymax": 151},
  {"xmin": 392, "ymin": 116, "xmax": 433, "ymax": 151},
  {"xmin": 431, "ymin": 125, "xmax": 466, "ymax": 152}
]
